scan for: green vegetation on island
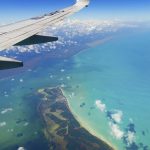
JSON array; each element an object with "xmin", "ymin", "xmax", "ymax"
[{"xmin": 37, "ymin": 87, "xmax": 114, "ymax": 150}]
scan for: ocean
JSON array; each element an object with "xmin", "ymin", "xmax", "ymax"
[
  {"xmin": 64, "ymin": 29, "xmax": 150, "ymax": 150},
  {"xmin": 0, "ymin": 29, "xmax": 150, "ymax": 150}
]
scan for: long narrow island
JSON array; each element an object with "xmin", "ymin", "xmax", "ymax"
[{"xmin": 37, "ymin": 87, "xmax": 114, "ymax": 150}]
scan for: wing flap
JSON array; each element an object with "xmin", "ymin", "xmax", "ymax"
[
  {"xmin": 15, "ymin": 35, "xmax": 58, "ymax": 46},
  {"xmin": 0, "ymin": 56, "xmax": 23, "ymax": 70}
]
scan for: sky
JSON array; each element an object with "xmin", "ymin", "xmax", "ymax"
[{"xmin": 0, "ymin": 0, "xmax": 150, "ymax": 23}]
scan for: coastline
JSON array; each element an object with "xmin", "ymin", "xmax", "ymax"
[
  {"xmin": 37, "ymin": 86, "xmax": 114, "ymax": 150},
  {"xmin": 61, "ymin": 88, "xmax": 117, "ymax": 150}
]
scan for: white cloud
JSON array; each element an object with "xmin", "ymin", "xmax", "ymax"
[
  {"xmin": 109, "ymin": 122, "xmax": 124, "ymax": 140},
  {"xmin": 95, "ymin": 100, "xmax": 106, "ymax": 112},
  {"xmin": 66, "ymin": 76, "xmax": 71, "ymax": 80},
  {"xmin": 4, "ymin": 19, "xmax": 138, "ymax": 54},
  {"xmin": 0, "ymin": 122, "xmax": 6, "ymax": 127},
  {"xmin": 11, "ymin": 78, "xmax": 15, "ymax": 81},
  {"xmin": 17, "ymin": 147, "xmax": 25, "ymax": 150},
  {"xmin": 60, "ymin": 69, "xmax": 65, "ymax": 72},
  {"xmin": 1, "ymin": 108, "xmax": 13, "ymax": 114},
  {"xmin": 111, "ymin": 110, "xmax": 123, "ymax": 124},
  {"xmin": 24, "ymin": 122, "xmax": 29, "ymax": 126},
  {"xmin": 125, "ymin": 131, "xmax": 136, "ymax": 145},
  {"xmin": 7, "ymin": 128, "xmax": 14, "ymax": 132},
  {"xmin": 19, "ymin": 79, "xmax": 24, "ymax": 82}
]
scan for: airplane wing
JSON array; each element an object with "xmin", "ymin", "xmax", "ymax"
[{"xmin": 0, "ymin": 0, "xmax": 90, "ymax": 70}]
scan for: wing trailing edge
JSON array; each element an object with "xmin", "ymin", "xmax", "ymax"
[
  {"xmin": 0, "ymin": 56, "xmax": 23, "ymax": 70},
  {"xmin": 15, "ymin": 35, "xmax": 58, "ymax": 46},
  {"xmin": 0, "ymin": 0, "xmax": 90, "ymax": 70}
]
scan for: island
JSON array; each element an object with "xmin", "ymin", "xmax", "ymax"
[{"xmin": 37, "ymin": 87, "xmax": 114, "ymax": 150}]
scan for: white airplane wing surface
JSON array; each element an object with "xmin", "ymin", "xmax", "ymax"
[{"xmin": 0, "ymin": 0, "xmax": 89, "ymax": 69}]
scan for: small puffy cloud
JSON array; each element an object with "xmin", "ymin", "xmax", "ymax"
[
  {"xmin": 107, "ymin": 110, "xmax": 123, "ymax": 124},
  {"xmin": 66, "ymin": 76, "xmax": 71, "ymax": 80},
  {"xmin": 125, "ymin": 131, "xmax": 136, "ymax": 145},
  {"xmin": 60, "ymin": 84, "xmax": 66, "ymax": 88},
  {"xmin": 11, "ymin": 78, "xmax": 15, "ymax": 81},
  {"xmin": 111, "ymin": 110, "xmax": 123, "ymax": 124},
  {"xmin": 60, "ymin": 69, "xmax": 65, "ymax": 72},
  {"xmin": 19, "ymin": 79, "xmax": 24, "ymax": 82},
  {"xmin": 17, "ymin": 147, "xmax": 25, "ymax": 150},
  {"xmin": 7, "ymin": 128, "xmax": 14, "ymax": 132},
  {"xmin": 1, "ymin": 108, "xmax": 13, "ymax": 114},
  {"xmin": 95, "ymin": 100, "xmax": 106, "ymax": 112},
  {"xmin": 109, "ymin": 122, "xmax": 124, "ymax": 140},
  {"xmin": 24, "ymin": 122, "xmax": 29, "ymax": 126},
  {"xmin": 0, "ymin": 122, "xmax": 6, "ymax": 127}
]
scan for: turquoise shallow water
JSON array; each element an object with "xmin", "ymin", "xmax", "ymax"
[
  {"xmin": 65, "ymin": 30, "xmax": 150, "ymax": 150},
  {"xmin": 0, "ymin": 29, "xmax": 150, "ymax": 150}
]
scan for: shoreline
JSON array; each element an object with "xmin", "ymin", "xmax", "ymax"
[
  {"xmin": 61, "ymin": 88, "xmax": 117, "ymax": 150},
  {"xmin": 37, "ymin": 86, "xmax": 115, "ymax": 150}
]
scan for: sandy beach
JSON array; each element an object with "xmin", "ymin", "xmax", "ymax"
[{"xmin": 61, "ymin": 88, "xmax": 117, "ymax": 150}]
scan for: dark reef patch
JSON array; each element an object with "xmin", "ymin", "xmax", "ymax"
[
  {"xmin": 126, "ymin": 123, "xmax": 136, "ymax": 133},
  {"xmin": 142, "ymin": 131, "xmax": 146, "ymax": 136},
  {"xmin": 16, "ymin": 133, "xmax": 23, "ymax": 138},
  {"xmin": 125, "ymin": 142, "xmax": 139, "ymax": 150},
  {"xmin": 80, "ymin": 102, "xmax": 86, "ymax": 108}
]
